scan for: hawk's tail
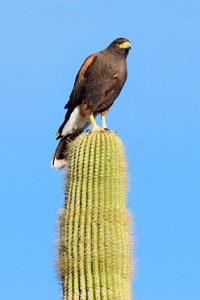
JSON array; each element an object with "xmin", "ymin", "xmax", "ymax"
[{"xmin": 51, "ymin": 133, "xmax": 80, "ymax": 170}]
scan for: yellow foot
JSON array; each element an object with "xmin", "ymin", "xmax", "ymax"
[
  {"xmin": 89, "ymin": 114, "xmax": 107, "ymax": 132},
  {"xmin": 90, "ymin": 124, "xmax": 106, "ymax": 132}
]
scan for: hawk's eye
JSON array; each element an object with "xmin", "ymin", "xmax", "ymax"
[{"xmin": 117, "ymin": 41, "xmax": 123, "ymax": 46}]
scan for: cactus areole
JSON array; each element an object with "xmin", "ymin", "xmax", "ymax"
[{"xmin": 58, "ymin": 131, "xmax": 132, "ymax": 300}]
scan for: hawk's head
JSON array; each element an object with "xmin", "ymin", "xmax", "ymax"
[{"xmin": 108, "ymin": 38, "xmax": 131, "ymax": 57}]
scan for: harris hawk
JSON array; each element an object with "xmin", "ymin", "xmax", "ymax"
[{"xmin": 52, "ymin": 37, "xmax": 131, "ymax": 169}]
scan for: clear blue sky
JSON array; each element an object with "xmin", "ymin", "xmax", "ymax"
[{"xmin": 1, "ymin": 1, "xmax": 200, "ymax": 299}]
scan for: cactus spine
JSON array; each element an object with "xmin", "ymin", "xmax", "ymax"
[{"xmin": 58, "ymin": 131, "xmax": 132, "ymax": 300}]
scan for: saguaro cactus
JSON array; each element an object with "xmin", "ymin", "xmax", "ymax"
[{"xmin": 58, "ymin": 131, "xmax": 132, "ymax": 300}]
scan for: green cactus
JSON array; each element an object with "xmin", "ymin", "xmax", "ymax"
[{"xmin": 58, "ymin": 131, "xmax": 133, "ymax": 300}]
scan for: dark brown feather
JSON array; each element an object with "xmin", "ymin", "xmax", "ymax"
[{"xmin": 51, "ymin": 133, "xmax": 80, "ymax": 169}]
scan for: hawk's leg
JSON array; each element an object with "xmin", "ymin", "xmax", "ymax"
[
  {"xmin": 101, "ymin": 114, "xmax": 107, "ymax": 129},
  {"xmin": 89, "ymin": 114, "xmax": 104, "ymax": 132},
  {"xmin": 101, "ymin": 106, "xmax": 112, "ymax": 129}
]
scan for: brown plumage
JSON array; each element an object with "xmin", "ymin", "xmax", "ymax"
[{"xmin": 52, "ymin": 37, "xmax": 131, "ymax": 169}]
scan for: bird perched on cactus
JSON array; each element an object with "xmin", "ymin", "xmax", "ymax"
[{"xmin": 51, "ymin": 37, "xmax": 131, "ymax": 170}]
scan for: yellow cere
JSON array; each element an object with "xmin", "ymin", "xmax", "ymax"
[{"xmin": 118, "ymin": 41, "xmax": 131, "ymax": 49}]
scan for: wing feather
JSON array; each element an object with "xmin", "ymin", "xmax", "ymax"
[{"xmin": 64, "ymin": 53, "xmax": 98, "ymax": 109}]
